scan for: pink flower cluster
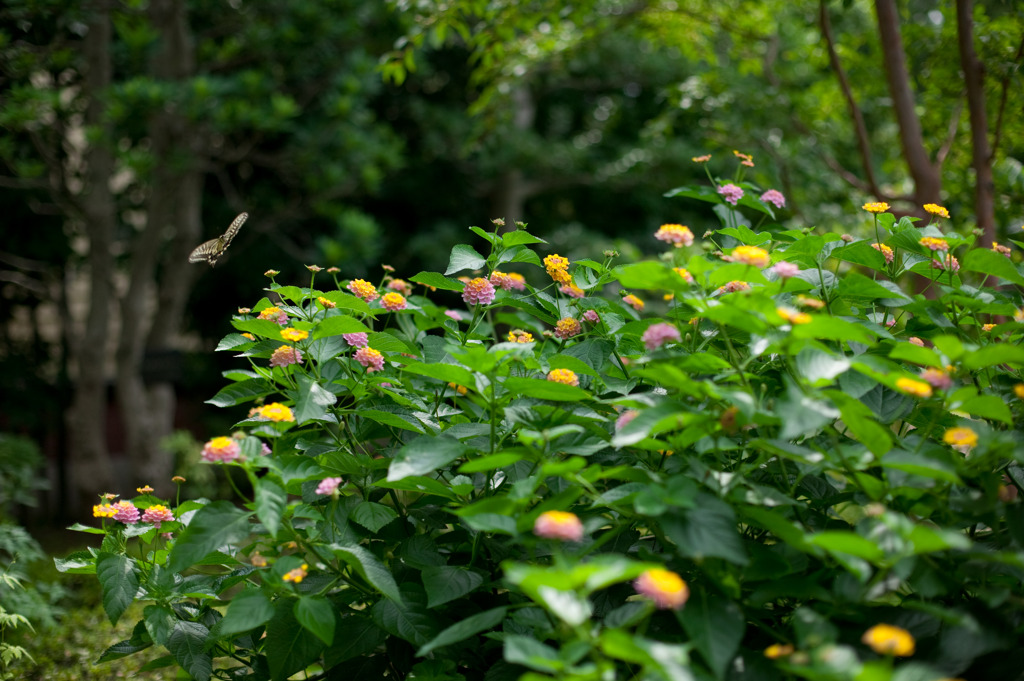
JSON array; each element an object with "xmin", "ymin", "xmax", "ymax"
[
  {"xmin": 202, "ymin": 436, "xmax": 242, "ymax": 463},
  {"xmin": 760, "ymin": 189, "xmax": 786, "ymax": 209},
  {"xmin": 462, "ymin": 277, "xmax": 496, "ymax": 306},
  {"xmin": 718, "ymin": 183, "xmax": 744, "ymax": 206},
  {"xmin": 342, "ymin": 332, "xmax": 369, "ymax": 348},
  {"xmin": 642, "ymin": 323, "xmax": 681, "ymax": 350}
]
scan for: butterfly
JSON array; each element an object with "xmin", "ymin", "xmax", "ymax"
[{"xmin": 189, "ymin": 212, "xmax": 248, "ymax": 266}]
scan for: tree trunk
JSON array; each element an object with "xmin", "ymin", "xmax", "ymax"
[
  {"xmin": 955, "ymin": 0, "xmax": 996, "ymax": 246},
  {"xmin": 873, "ymin": 0, "xmax": 942, "ymax": 207},
  {"xmin": 490, "ymin": 87, "xmax": 536, "ymax": 228},
  {"xmin": 66, "ymin": 4, "xmax": 117, "ymax": 510},
  {"xmin": 117, "ymin": 0, "xmax": 200, "ymax": 489}
]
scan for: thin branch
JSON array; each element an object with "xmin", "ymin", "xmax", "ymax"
[
  {"xmin": 935, "ymin": 99, "xmax": 963, "ymax": 166},
  {"xmin": 820, "ymin": 0, "xmax": 882, "ymax": 198}
]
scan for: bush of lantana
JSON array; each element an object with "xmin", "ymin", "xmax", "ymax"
[{"xmin": 58, "ymin": 152, "xmax": 1024, "ymax": 681}]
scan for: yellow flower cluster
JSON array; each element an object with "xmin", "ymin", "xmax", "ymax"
[
  {"xmin": 896, "ymin": 377, "xmax": 932, "ymax": 399},
  {"xmin": 863, "ymin": 202, "xmax": 890, "ymax": 214},
  {"xmin": 508, "ymin": 330, "xmax": 534, "ymax": 343},
  {"xmin": 923, "ymin": 203, "xmax": 949, "ymax": 218},
  {"xmin": 942, "ymin": 427, "xmax": 978, "ymax": 449},
  {"xmin": 862, "ymin": 623, "xmax": 915, "ymax": 656},
  {"xmin": 731, "ymin": 245, "xmax": 770, "ymax": 268},
  {"xmin": 776, "ymin": 307, "xmax": 811, "ymax": 325},
  {"xmin": 543, "ymin": 254, "xmax": 571, "ymax": 284},
  {"xmin": 280, "ymin": 328, "xmax": 308, "ymax": 342},
  {"xmin": 546, "ymin": 369, "xmax": 579, "ymax": 387},
  {"xmin": 919, "ymin": 237, "xmax": 949, "ymax": 252}
]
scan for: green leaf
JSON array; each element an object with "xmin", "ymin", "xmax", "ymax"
[
  {"xmin": 330, "ymin": 543, "xmax": 403, "ymax": 604},
  {"xmin": 167, "ymin": 501, "xmax": 254, "ymax": 574},
  {"xmin": 218, "ymin": 588, "xmax": 274, "ymax": 636},
  {"xmin": 445, "ymin": 244, "xmax": 487, "ymax": 275},
  {"xmin": 168, "ymin": 621, "xmax": 212, "ymax": 681},
  {"xmin": 266, "ymin": 599, "xmax": 325, "ymax": 681},
  {"xmin": 96, "ymin": 552, "xmax": 140, "ymax": 625},
  {"xmin": 537, "ymin": 586, "xmax": 592, "ymax": 626},
  {"xmin": 143, "ymin": 605, "xmax": 176, "ymax": 646},
  {"xmin": 373, "ymin": 476, "xmax": 459, "ymax": 501},
  {"xmin": 828, "ymin": 392, "xmax": 893, "ymax": 456},
  {"xmin": 370, "ymin": 586, "xmax": 439, "ymax": 646},
  {"xmin": 402, "ymin": 360, "xmax": 476, "ymax": 388},
  {"xmin": 410, "ymin": 271, "xmax": 465, "ymax": 292},
  {"xmin": 794, "ymin": 348, "xmax": 850, "ymax": 386},
  {"xmin": 503, "ymin": 635, "xmax": 563, "ymax": 673},
  {"xmin": 291, "ymin": 374, "xmax": 337, "ymax": 424},
  {"xmin": 233, "ymin": 318, "xmax": 295, "ymax": 338},
  {"xmin": 836, "ymin": 272, "xmax": 912, "ymax": 302},
  {"xmin": 503, "ymin": 230, "xmax": 546, "ymax": 246},
  {"xmin": 961, "ymin": 344, "xmax": 1024, "ymax": 370},
  {"xmin": 879, "ymin": 451, "xmax": 962, "ymax": 485},
  {"xmin": 776, "ymin": 382, "xmax": 840, "ymax": 439},
  {"xmin": 205, "ymin": 378, "xmax": 275, "ymax": 407},
  {"xmin": 295, "ymin": 595, "xmax": 336, "ymax": 645},
  {"xmin": 613, "ymin": 261, "xmax": 686, "ymax": 291},
  {"xmin": 417, "ymin": 606, "xmax": 507, "ymax": 656},
  {"xmin": 422, "ymin": 566, "xmax": 485, "ymax": 608},
  {"xmin": 255, "ymin": 479, "xmax": 287, "ymax": 539},
  {"xmin": 388, "ymin": 434, "xmax": 469, "ymax": 481},
  {"xmin": 323, "ymin": 616, "xmax": 387, "ymax": 667},
  {"xmin": 718, "ymin": 224, "xmax": 772, "ymax": 246},
  {"xmin": 956, "ymin": 394, "xmax": 1013, "ymax": 425},
  {"xmin": 679, "ymin": 591, "xmax": 745, "ymax": 680},
  {"xmin": 961, "ymin": 247, "xmax": 1024, "ymax": 285},
  {"xmin": 807, "ymin": 531, "xmax": 884, "ymax": 562},
  {"xmin": 661, "ymin": 495, "xmax": 748, "ymax": 565},
  {"xmin": 791, "ymin": 316, "xmax": 874, "ymax": 344},
  {"xmin": 350, "ymin": 501, "xmax": 399, "ymax": 532},
  {"xmin": 459, "ymin": 451, "xmax": 526, "ymax": 473},
  {"xmin": 503, "ymin": 377, "xmax": 590, "ymax": 401}
]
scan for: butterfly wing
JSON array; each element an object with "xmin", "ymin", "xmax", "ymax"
[
  {"xmin": 188, "ymin": 237, "xmax": 225, "ymax": 264},
  {"xmin": 188, "ymin": 212, "xmax": 248, "ymax": 266}
]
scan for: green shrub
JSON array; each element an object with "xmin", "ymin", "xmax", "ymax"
[{"xmin": 60, "ymin": 157, "xmax": 1024, "ymax": 681}]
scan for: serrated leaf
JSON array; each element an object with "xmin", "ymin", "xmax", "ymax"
[
  {"xmin": 232, "ymin": 318, "xmax": 295, "ymax": 338},
  {"xmin": 370, "ymin": 586, "xmax": 439, "ymax": 646},
  {"xmin": 661, "ymin": 495, "xmax": 748, "ymax": 565},
  {"xmin": 96, "ymin": 637, "xmax": 152, "ymax": 663},
  {"xmin": 350, "ymin": 501, "xmax": 399, "ymax": 532},
  {"xmin": 388, "ymin": 434, "xmax": 468, "ymax": 481},
  {"xmin": 503, "ymin": 635, "xmax": 563, "ymax": 673},
  {"xmin": 961, "ymin": 247, "xmax": 1024, "ymax": 285},
  {"xmin": 422, "ymin": 566, "xmax": 485, "ymax": 608},
  {"xmin": 330, "ymin": 543, "xmax": 403, "ymax": 604},
  {"xmin": 206, "ymin": 377, "xmax": 275, "ymax": 407},
  {"xmin": 323, "ymin": 616, "xmax": 387, "ymax": 667},
  {"xmin": 266, "ymin": 599, "xmax": 325, "ymax": 681},
  {"xmin": 445, "ymin": 244, "xmax": 487, "ymax": 275},
  {"xmin": 402, "ymin": 360, "xmax": 476, "ymax": 388},
  {"xmin": 96, "ymin": 552, "xmax": 140, "ymax": 625},
  {"xmin": 295, "ymin": 595, "xmax": 336, "ymax": 645},
  {"xmin": 255, "ymin": 478, "xmax": 287, "ymax": 539},
  {"xmin": 168, "ymin": 621, "xmax": 212, "ymax": 681},
  {"xmin": 218, "ymin": 588, "xmax": 275, "ymax": 636},
  {"xmin": 143, "ymin": 605, "xmax": 176, "ymax": 646},
  {"xmin": 410, "ymin": 271, "xmax": 465, "ymax": 291},
  {"xmin": 167, "ymin": 501, "xmax": 254, "ymax": 574},
  {"xmin": 679, "ymin": 591, "xmax": 744, "ymax": 680},
  {"xmin": 417, "ymin": 606, "xmax": 507, "ymax": 656}
]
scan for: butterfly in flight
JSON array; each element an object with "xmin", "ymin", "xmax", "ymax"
[{"xmin": 189, "ymin": 212, "xmax": 248, "ymax": 266}]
